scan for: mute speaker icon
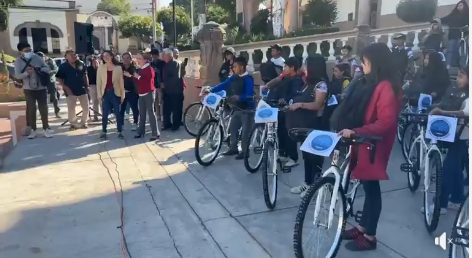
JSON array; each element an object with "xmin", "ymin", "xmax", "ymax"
[{"xmin": 435, "ymin": 233, "xmax": 447, "ymax": 250}]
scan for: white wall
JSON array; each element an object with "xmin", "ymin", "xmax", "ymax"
[
  {"xmin": 22, "ymin": 0, "xmax": 71, "ymax": 9},
  {"xmin": 8, "ymin": 8, "xmax": 69, "ymax": 52},
  {"xmin": 380, "ymin": 0, "xmax": 401, "ymax": 15},
  {"xmin": 335, "ymin": 0, "xmax": 357, "ymax": 23},
  {"xmin": 437, "ymin": 0, "xmax": 461, "ymax": 6}
]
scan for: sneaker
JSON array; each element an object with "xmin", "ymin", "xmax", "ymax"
[
  {"xmin": 291, "ymin": 183, "xmax": 308, "ymax": 194},
  {"xmin": 55, "ymin": 113, "xmax": 61, "ymax": 118},
  {"xmin": 342, "ymin": 227, "xmax": 363, "ymax": 240},
  {"xmin": 421, "ymin": 205, "xmax": 448, "ymax": 215},
  {"xmin": 285, "ymin": 158, "xmax": 298, "ymax": 167},
  {"xmin": 300, "ymin": 188, "xmax": 309, "ymax": 198},
  {"xmin": 344, "ymin": 234, "xmax": 377, "ymax": 251},
  {"xmin": 131, "ymin": 124, "xmax": 137, "ymax": 131},
  {"xmin": 447, "ymin": 202, "xmax": 462, "ymax": 210},
  {"xmin": 44, "ymin": 129, "xmax": 54, "ymax": 138},
  {"xmin": 99, "ymin": 133, "xmax": 107, "ymax": 140},
  {"xmin": 28, "ymin": 130, "xmax": 36, "ymax": 139}
]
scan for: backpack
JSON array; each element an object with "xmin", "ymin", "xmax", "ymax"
[{"xmin": 260, "ymin": 61, "xmax": 282, "ymax": 84}]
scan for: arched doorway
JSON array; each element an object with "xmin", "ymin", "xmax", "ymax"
[
  {"xmin": 92, "ymin": 35, "xmax": 100, "ymax": 51},
  {"xmin": 19, "ymin": 28, "xmax": 27, "ymax": 44},
  {"xmin": 51, "ymin": 29, "xmax": 61, "ymax": 54},
  {"xmin": 14, "ymin": 22, "xmax": 64, "ymax": 54}
]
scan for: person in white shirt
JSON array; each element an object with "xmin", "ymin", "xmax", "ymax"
[
  {"xmin": 270, "ymin": 44, "xmax": 285, "ymax": 67},
  {"xmin": 430, "ymin": 66, "xmax": 469, "ymax": 214}
]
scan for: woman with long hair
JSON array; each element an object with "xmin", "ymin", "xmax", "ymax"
[
  {"xmin": 131, "ymin": 52, "xmax": 160, "ymax": 141},
  {"xmin": 87, "ymin": 57, "xmax": 100, "ymax": 121},
  {"xmin": 120, "ymin": 52, "xmax": 139, "ymax": 131},
  {"xmin": 219, "ymin": 47, "xmax": 236, "ymax": 82},
  {"xmin": 420, "ymin": 50, "xmax": 450, "ymax": 101},
  {"xmin": 287, "ymin": 55, "xmax": 329, "ymax": 197},
  {"xmin": 96, "ymin": 50, "xmax": 125, "ymax": 140},
  {"xmin": 330, "ymin": 43, "xmax": 401, "ymax": 251},
  {"xmin": 440, "ymin": 0, "xmax": 469, "ymax": 68}
]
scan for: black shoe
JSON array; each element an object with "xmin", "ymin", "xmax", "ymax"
[
  {"xmin": 149, "ymin": 135, "xmax": 160, "ymax": 141},
  {"xmin": 222, "ymin": 150, "xmax": 239, "ymax": 156},
  {"xmin": 161, "ymin": 126, "xmax": 172, "ymax": 131},
  {"xmin": 99, "ymin": 133, "xmax": 107, "ymax": 140},
  {"xmin": 134, "ymin": 134, "xmax": 144, "ymax": 139},
  {"xmin": 235, "ymin": 152, "xmax": 245, "ymax": 160},
  {"xmin": 117, "ymin": 133, "xmax": 124, "ymax": 139},
  {"xmin": 344, "ymin": 235, "xmax": 377, "ymax": 251}
]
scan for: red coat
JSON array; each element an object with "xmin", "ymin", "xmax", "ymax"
[
  {"xmin": 350, "ymin": 80, "xmax": 402, "ymax": 181},
  {"xmin": 133, "ymin": 65, "xmax": 155, "ymax": 95}
]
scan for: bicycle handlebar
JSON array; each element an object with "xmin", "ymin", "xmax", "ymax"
[
  {"xmin": 226, "ymin": 103, "xmax": 256, "ymax": 113},
  {"xmin": 401, "ymin": 112, "xmax": 468, "ymax": 119},
  {"xmin": 288, "ymin": 128, "xmax": 383, "ymax": 142}
]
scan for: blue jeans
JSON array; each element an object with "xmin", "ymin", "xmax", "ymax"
[
  {"xmin": 447, "ymin": 39, "xmax": 460, "ymax": 67},
  {"xmin": 440, "ymin": 140, "xmax": 468, "ymax": 208},
  {"xmin": 120, "ymin": 92, "xmax": 139, "ymax": 125},
  {"xmin": 102, "ymin": 88, "xmax": 123, "ymax": 133}
]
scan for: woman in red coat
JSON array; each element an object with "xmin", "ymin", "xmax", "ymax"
[{"xmin": 330, "ymin": 43, "xmax": 402, "ymax": 251}]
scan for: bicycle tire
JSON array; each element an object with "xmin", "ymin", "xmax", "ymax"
[
  {"xmin": 293, "ymin": 177, "xmax": 347, "ymax": 258},
  {"xmin": 458, "ymin": 40, "xmax": 469, "ymax": 68},
  {"xmin": 262, "ymin": 141, "xmax": 278, "ymax": 209},
  {"xmin": 448, "ymin": 195, "xmax": 469, "ymax": 258},
  {"xmin": 407, "ymin": 136, "xmax": 421, "ymax": 192},
  {"xmin": 184, "ymin": 102, "xmax": 212, "ymax": 137},
  {"xmin": 340, "ymin": 156, "xmax": 358, "ymax": 216},
  {"xmin": 194, "ymin": 119, "xmax": 223, "ymax": 166},
  {"xmin": 401, "ymin": 122, "xmax": 414, "ymax": 162},
  {"xmin": 244, "ymin": 124, "xmax": 264, "ymax": 173},
  {"xmin": 424, "ymin": 150, "xmax": 443, "ymax": 232}
]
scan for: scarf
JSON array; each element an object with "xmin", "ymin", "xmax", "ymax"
[{"xmin": 330, "ymin": 74, "xmax": 378, "ymax": 131}]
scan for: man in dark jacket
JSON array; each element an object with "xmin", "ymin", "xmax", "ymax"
[
  {"xmin": 391, "ymin": 33, "xmax": 414, "ymax": 80},
  {"xmin": 150, "ymin": 49, "xmax": 165, "ymax": 120},
  {"xmin": 37, "ymin": 52, "xmax": 61, "ymax": 118},
  {"xmin": 161, "ymin": 48, "xmax": 185, "ymax": 131}
]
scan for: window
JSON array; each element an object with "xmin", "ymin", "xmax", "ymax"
[
  {"xmin": 32, "ymin": 28, "xmax": 48, "ymax": 54},
  {"xmin": 51, "ymin": 29, "xmax": 61, "ymax": 54},
  {"xmin": 19, "ymin": 28, "xmax": 27, "ymax": 44},
  {"xmin": 348, "ymin": 13, "xmax": 353, "ymax": 21}
]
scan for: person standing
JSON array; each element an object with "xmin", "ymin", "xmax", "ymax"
[
  {"xmin": 14, "ymin": 42, "xmax": 53, "ymax": 139},
  {"xmin": 161, "ymin": 48, "xmax": 185, "ymax": 131},
  {"xmin": 87, "ymin": 58, "xmax": 100, "ymax": 121},
  {"xmin": 120, "ymin": 52, "xmax": 139, "ymax": 131},
  {"xmin": 56, "ymin": 49, "xmax": 90, "ymax": 130},
  {"xmin": 96, "ymin": 51, "xmax": 125, "ymax": 140},
  {"xmin": 441, "ymin": 0, "xmax": 469, "ymax": 68},
  {"xmin": 36, "ymin": 52, "xmax": 60, "ymax": 118},
  {"xmin": 150, "ymin": 49, "xmax": 165, "ymax": 121},
  {"xmin": 219, "ymin": 47, "xmax": 236, "ymax": 82},
  {"xmin": 128, "ymin": 52, "xmax": 160, "ymax": 141}
]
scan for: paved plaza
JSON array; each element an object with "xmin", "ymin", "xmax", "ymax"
[{"xmin": 0, "ymin": 103, "xmax": 461, "ymax": 258}]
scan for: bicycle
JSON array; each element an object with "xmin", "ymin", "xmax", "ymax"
[
  {"xmin": 292, "ymin": 128, "xmax": 380, "ymax": 258},
  {"xmin": 256, "ymin": 99, "xmax": 291, "ymax": 209},
  {"xmin": 449, "ymin": 194, "xmax": 469, "ymax": 258},
  {"xmin": 183, "ymin": 86, "xmax": 214, "ymax": 137},
  {"xmin": 457, "ymin": 25, "xmax": 469, "ymax": 68}
]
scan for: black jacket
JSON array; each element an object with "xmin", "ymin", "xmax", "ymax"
[
  {"xmin": 267, "ymin": 75, "xmax": 304, "ymax": 102},
  {"xmin": 162, "ymin": 59, "xmax": 185, "ymax": 94},
  {"xmin": 122, "ymin": 64, "xmax": 137, "ymax": 93},
  {"xmin": 439, "ymin": 86, "xmax": 468, "ymax": 111},
  {"xmin": 219, "ymin": 60, "xmax": 233, "ymax": 83}
]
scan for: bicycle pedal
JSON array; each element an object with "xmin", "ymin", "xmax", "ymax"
[
  {"xmin": 451, "ymin": 227, "xmax": 469, "ymax": 246},
  {"xmin": 253, "ymin": 146, "xmax": 263, "ymax": 154},
  {"xmin": 354, "ymin": 211, "xmax": 363, "ymax": 223},
  {"xmin": 282, "ymin": 167, "xmax": 292, "ymax": 173},
  {"xmin": 400, "ymin": 163, "xmax": 413, "ymax": 173}
]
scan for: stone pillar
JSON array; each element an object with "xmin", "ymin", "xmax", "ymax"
[
  {"xmin": 243, "ymin": 0, "xmax": 260, "ymax": 33},
  {"xmin": 284, "ymin": 0, "xmax": 299, "ymax": 33},
  {"xmin": 26, "ymin": 27, "xmax": 33, "ymax": 47},
  {"xmin": 46, "ymin": 28, "xmax": 52, "ymax": 54},
  {"xmin": 354, "ymin": 0, "xmax": 371, "ymax": 55},
  {"xmin": 196, "ymin": 22, "xmax": 225, "ymax": 87}
]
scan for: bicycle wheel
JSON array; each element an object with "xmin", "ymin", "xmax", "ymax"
[
  {"xmin": 401, "ymin": 122, "xmax": 415, "ymax": 162},
  {"xmin": 339, "ymin": 154, "xmax": 358, "ymax": 217},
  {"xmin": 293, "ymin": 177, "xmax": 347, "ymax": 258},
  {"xmin": 458, "ymin": 40, "xmax": 469, "ymax": 68},
  {"xmin": 424, "ymin": 150, "xmax": 443, "ymax": 232},
  {"xmin": 244, "ymin": 124, "xmax": 265, "ymax": 173},
  {"xmin": 449, "ymin": 195, "xmax": 469, "ymax": 258},
  {"xmin": 184, "ymin": 102, "xmax": 212, "ymax": 137},
  {"xmin": 406, "ymin": 134, "xmax": 421, "ymax": 192},
  {"xmin": 397, "ymin": 116, "xmax": 406, "ymax": 144},
  {"xmin": 194, "ymin": 119, "xmax": 223, "ymax": 166},
  {"xmin": 261, "ymin": 141, "xmax": 278, "ymax": 209}
]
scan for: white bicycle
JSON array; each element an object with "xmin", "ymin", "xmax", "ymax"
[
  {"xmin": 292, "ymin": 129, "xmax": 380, "ymax": 258},
  {"xmin": 183, "ymin": 86, "xmax": 214, "ymax": 136},
  {"xmin": 449, "ymin": 194, "xmax": 469, "ymax": 258},
  {"xmin": 457, "ymin": 25, "xmax": 469, "ymax": 68}
]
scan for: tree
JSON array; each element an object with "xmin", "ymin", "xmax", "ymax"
[
  {"xmin": 156, "ymin": 7, "xmax": 191, "ymax": 40},
  {"xmin": 396, "ymin": 0, "xmax": 436, "ymax": 23},
  {"xmin": 172, "ymin": 0, "xmax": 236, "ymax": 24},
  {"xmin": 118, "ymin": 15, "xmax": 163, "ymax": 43},
  {"xmin": 302, "ymin": 0, "xmax": 338, "ymax": 27},
  {"xmin": 250, "ymin": 9, "xmax": 270, "ymax": 35},
  {"xmin": 97, "ymin": 0, "xmax": 131, "ymax": 16},
  {"xmin": 214, "ymin": 0, "xmax": 236, "ymax": 22},
  {"xmin": 206, "ymin": 4, "xmax": 230, "ymax": 24},
  {"xmin": 0, "ymin": 0, "xmax": 21, "ymax": 31}
]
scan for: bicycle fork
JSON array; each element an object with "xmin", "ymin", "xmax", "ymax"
[{"xmin": 313, "ymin": 168, "xmax": 342, "ymax": 229}]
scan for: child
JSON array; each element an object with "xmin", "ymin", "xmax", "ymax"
[
  {"xmin": 336, "ymin": 45, "xmax": 359, "ymax": 78},
  {"xmin": 210, "ymin": 56, "xmax": 255, "ymax": 160},
  {"xmin": 428, "ymin": 66, "xmax": 469, "ymax": 214},
  {"xmin": 421, "ymin": 19, "xmax": 448, "ymax": 54},
  {"xmin": 331, "ymin": 63, "xmax": 352, "ymax": 97}
]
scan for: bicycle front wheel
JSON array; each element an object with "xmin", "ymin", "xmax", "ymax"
[
  {"xmin": 244, "ymin": 124, "xmax": 265, "ymax": 173},
  {"xmin": 261, "ymin": 141, "xmax": 278, "ymax": 209},
  {"xmin": 449, "ymin": 195, "xmax": 469, "ymax": 258},
  {"xmin": 194, "ymin": 119, "xmax": 223, "ymax": 166},
  {"xmin": 184, "ymin": 102, "xmax": 212, "ymax": 137},
  {"xmin": 424, "ymin": 150, "xmax": 443, "ymax": 232},
  {"xmin": 293, "ymin": 177, "xmax": 347, "ymax": 258}
]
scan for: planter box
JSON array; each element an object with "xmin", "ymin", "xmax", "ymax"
[{"xmin": 0, "ymin": 82, "xmax": 25, "ymax": 103}]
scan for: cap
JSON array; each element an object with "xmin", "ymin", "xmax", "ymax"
[
  {"xmin": 35, "ymin": 51, "xmax": 45, "ymax": 57},
  {"xmin": 285, "ymin": 57, "xmax": 300, "ymax": 69},
  {"xmin": 224, "ymin": 47, "xmax": 236, "ymax": 56},
  {"xmin": 270, "ymin": 44, "xmax": 282, "ymax": 52},
  {"xmin": 393, "ymin": 33, "xmax": 406, "ymax": 39}
]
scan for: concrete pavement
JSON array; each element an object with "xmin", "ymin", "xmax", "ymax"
[{"xmin": 0, "ymin": 103, "xmax": 462, "ymax": 258}]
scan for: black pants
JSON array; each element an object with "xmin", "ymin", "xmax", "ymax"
[
  {"xmin": 120, "ymin": 92, "xmax": 139, "ymax": 124},
  {"xmin": 359, "ymin": 180, "xmax": 382, "ymax": 236},
  {"xmin": 24, "ymin": 89, "xmax": 49, "ymax": 131},
  {"xmin": 303, "ymin": 152, "xmax": 324, "ymax": 185},
  {"xmin": 277, "ymin": 113, "xmax": 298, "ymax": 161},
  {"xmin": 48, "ymin": 83, "xmax": 60, "ymax": 115},
  {"xmin": 162, "ymin": 93, "xmax": 184, "ymax": 129}
]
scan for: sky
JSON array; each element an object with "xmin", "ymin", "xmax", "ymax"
[{"xmin": 76, "ymin": 0, "xmax": 173, "ymax": 15}]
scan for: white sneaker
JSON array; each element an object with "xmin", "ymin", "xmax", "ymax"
[
  {"xmin": 131, "ymin": 124, "xmax": 137, "ymax": 131},
  {"xmin": 421, "ymin": 205, "xmax": 447, "ymax": 215},
  {"xmin": 291, "ymin": 183, "xmax": 309, "ymax": 194},
  {"xmin": 28, "ymin": 130, "xmax": 36, "ymax": 139},
  {"xmin": 447, "ymin": 202, "xmax": 462, "ymax": 210},
  {"xmin": 44, "ymin": 129, "xmax": 54, "ymax": 138},
  {"xmin": 285, "ymin": 158, "xmax": 298, "ymax": 167}
]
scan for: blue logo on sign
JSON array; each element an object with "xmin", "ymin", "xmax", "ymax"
[
  {"xmin": 258, "ymin": 109, "xmax": 273, "ymax": 118},
  {"xmin": 430, "ymin": 119, "xmax": 450, "ymax": 138},
  {"xmin": 206, "ymin": 95, "xmax": 217, "ymax": 105},
  {"xmin": 421, "ymin": 97, "xmax": 432, "ymax": 108},
  {"xmin": 310, "ymin": 135, "xmax": 334, "ymax": 151},
  {"xmin": 215, "ymin": 91, "xmax": 225, "ymax": 97}
]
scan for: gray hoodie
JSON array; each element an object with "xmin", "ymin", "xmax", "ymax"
[
  {"xmin": 14, "ymin": 54, "xmax": 50, "ymax": 90},
  {"xmin": 421, "ymin": 18, "xmax": 448, "ymax": 51}
]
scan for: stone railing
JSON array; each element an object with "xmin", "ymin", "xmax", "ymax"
[{"xmin": 181, "ymin": 23, "xmax": 431, "ymax": 78}]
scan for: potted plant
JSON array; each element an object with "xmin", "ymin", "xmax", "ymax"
[{"xmin": 396, "ymin": 0, "xmax": 437, "ymax": 23}]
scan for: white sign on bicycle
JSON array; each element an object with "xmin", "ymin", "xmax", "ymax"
[
  {"xmin": 202, "ymin": 92, "xmax": 223, "ymax": 110},
  {"xmin": 426, "ymin": 115, "xmax": 458, "ymax": 143},
  {"xmin": 300, "ymin": 130, "xmax": 341, "ymax": 157},
  {"xmin": 256, "ymin": 99, "xmax": 270, "ymax": 110},
  {"xmin": 418, "ymin": 93, "xmax": 432, "ymax": 110},
  {"xmin": 254, "ymin": 108, "xmax": 278, "ymax": 124},
  {"xmin": 327, "ymin": 95, "xmax": 338, "ymax": 106}
]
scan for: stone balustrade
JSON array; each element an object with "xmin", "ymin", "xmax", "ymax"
[{"xmin": 181, "ymin": 23, "xmax": 431, "ymax": 78}]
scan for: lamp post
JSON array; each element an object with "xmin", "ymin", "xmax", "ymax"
[{"xmin": 173, "ymin": 0, "xmax": 177, "ymax": 47}]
